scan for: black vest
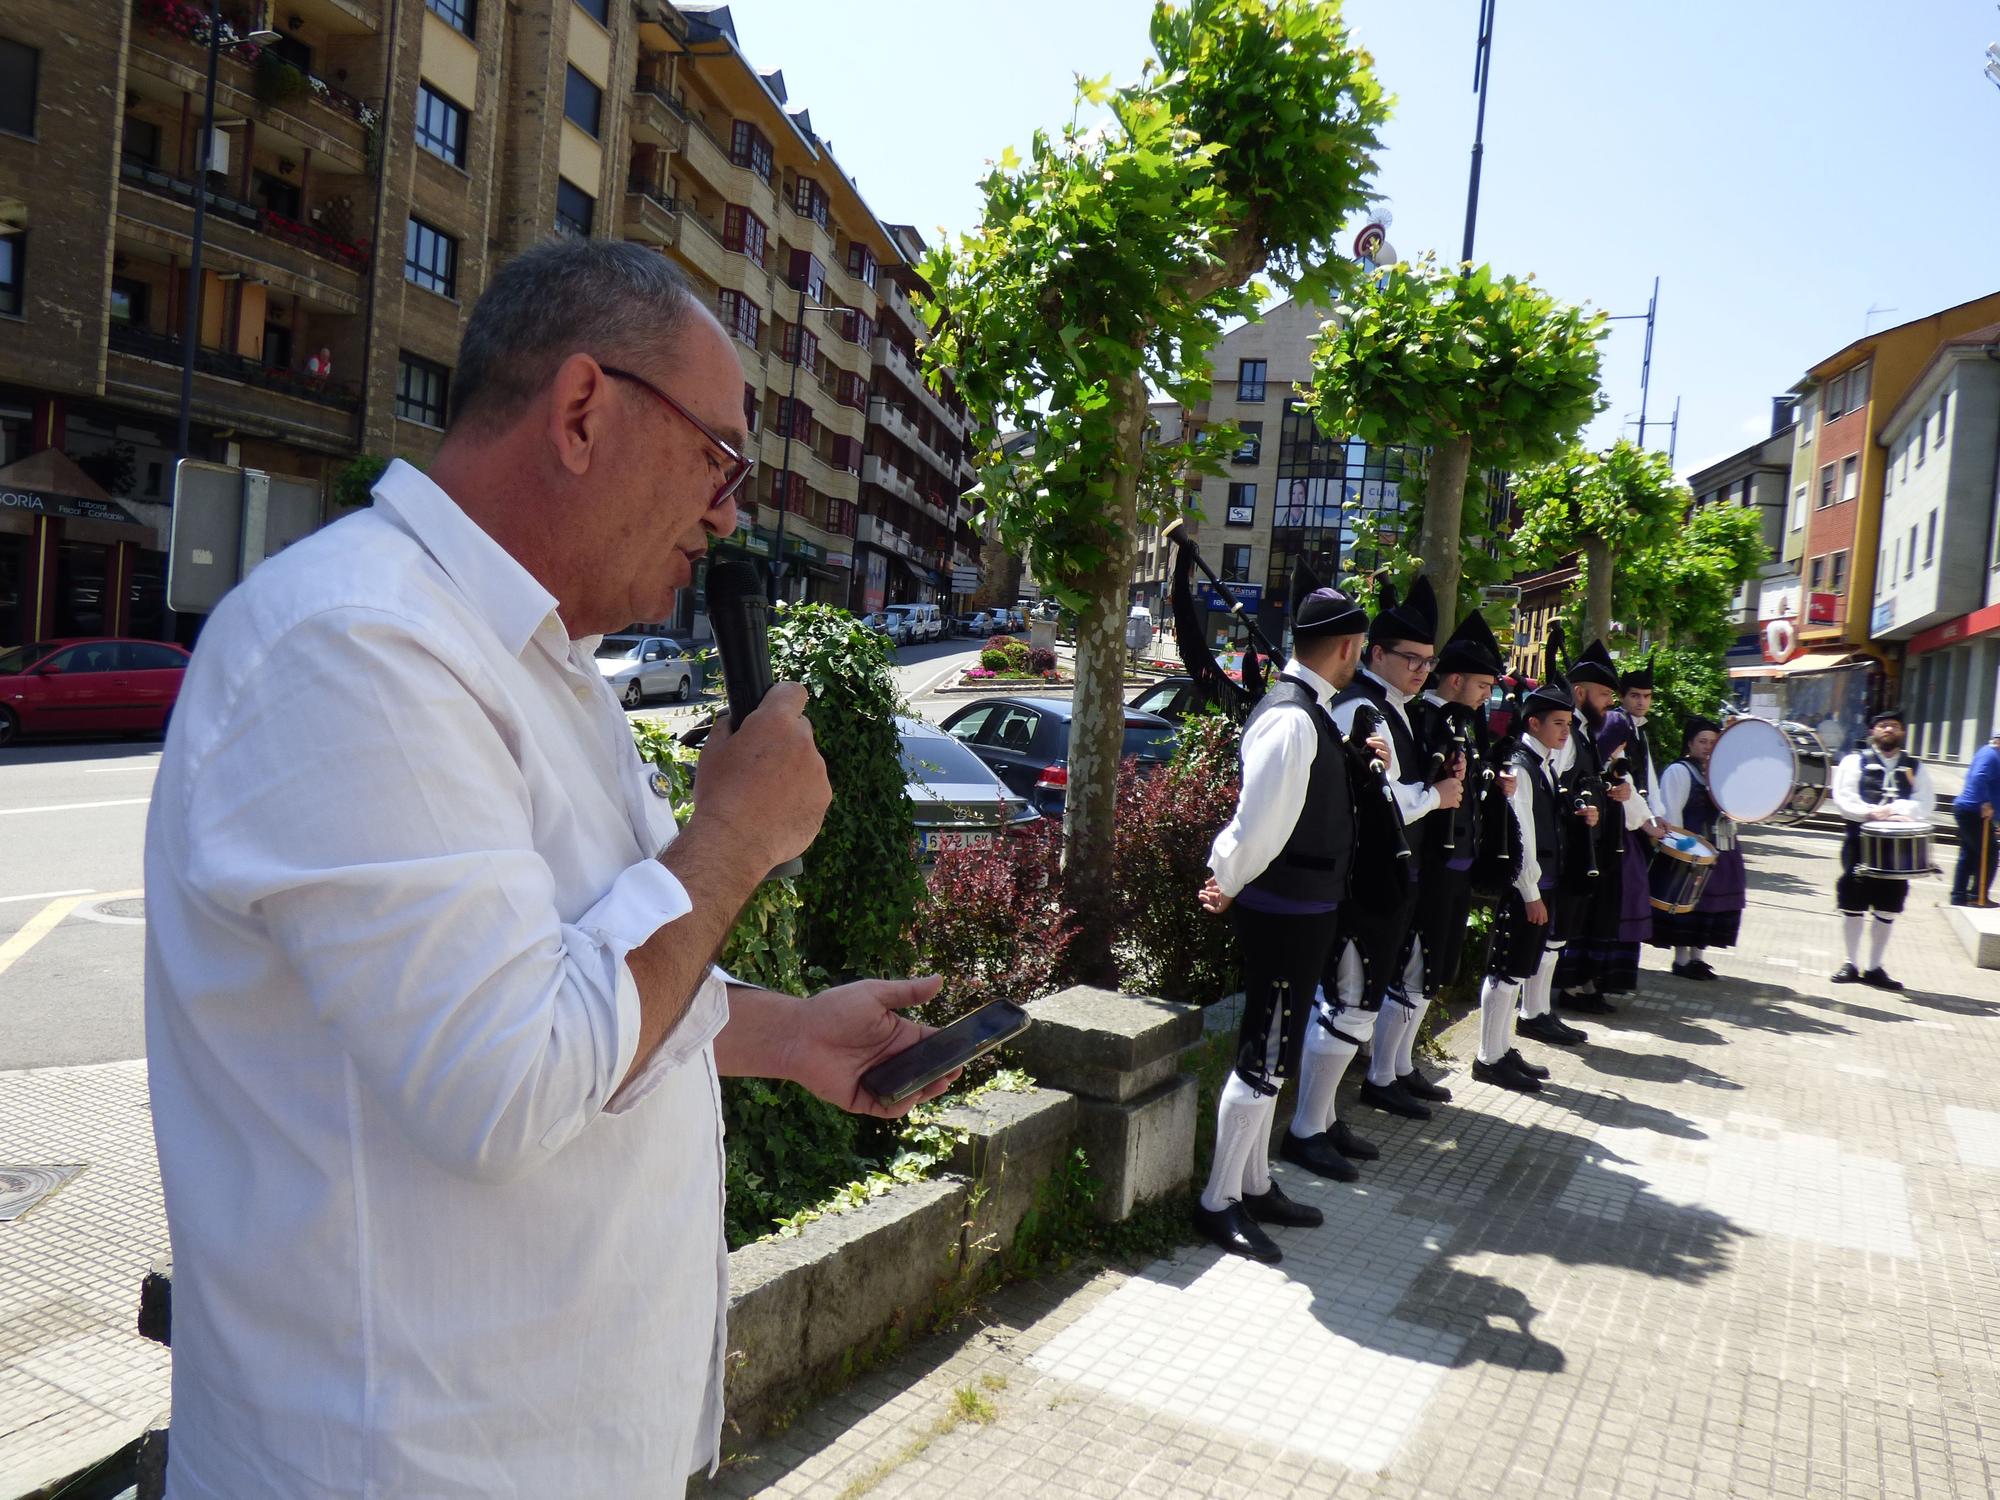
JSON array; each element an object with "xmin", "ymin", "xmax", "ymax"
[
  {"xmin": 1601, "ymin": 707, "xmax": 1653, "ymax": 794},
  {"xmin": 1417, "ymin": 695, "xmax": 1479, "ymax": 864},
  {"xmin": 1843, "ymin": 749, "xmax": 1920, "ymax": 862},
  {"xmin": 1564, "ymin": 710, "xmax": 1625, "ymax": 896},
  {"xmin": 1333, "ymin": 671, "xmax": 1426, "ymax": 874},
  {"xmin": 1515, "ymin": 742, "xmax": 1565, "ymax": 890},
  {"xmin": 1672, "ymin": 759, "xmax": 1722, "ymax": 841},
  {"xmin": 1240, "ymin": 676, "xmax": 1356, "ymax": 905}
]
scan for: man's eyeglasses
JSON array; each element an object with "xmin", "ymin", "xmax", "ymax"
[
  {"xmin": 1383, "ymin": 646, "xmax": 1439, "ymax": 674},
  {"xmin": 600, "ymin": 365, "xmax": 755, "ymax": 510}
]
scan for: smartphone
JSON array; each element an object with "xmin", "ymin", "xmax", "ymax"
[{"xmin": 859, "ymin": 999, "xmax": 1032, "ymax": 1106}]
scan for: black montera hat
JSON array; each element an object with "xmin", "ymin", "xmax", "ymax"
[
  {"xmin": 1523, "ymin": 623, "xmax": 1575, "ymax": 717},
  {"xmin": 1368, "ymin": 574, "xmax": 1439, "ymax": 649},
  {"xmin": 1619, "ymin": 652, "xmax": 1656, "ymax": 692},
  {"xmin": 1682, "ymin": 715, "xmax": 1722, "ymax": 746},
  {"xmin": 1568, "ymin": 637, "xmax": 1620, "ymax": 690},
  {"xmin": 1436, "ymin": 607, "xmax": 1506, "ymax": 678}
]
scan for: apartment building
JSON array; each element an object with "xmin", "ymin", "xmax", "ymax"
[
  {"xmin": 1686, "ymin": 398, "xmax": 1795, "ymax": 671},
  {"xmin": 0, "ymin": 0, "xmax": 978, "ymax": 648}
]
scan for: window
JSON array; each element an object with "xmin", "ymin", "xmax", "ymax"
[
  {"xmin": 563, "ymin": 66, "xmax": 602, "ymax": 138},
  {"xmin": 1220, "ymin": 544, "xmax": 1254, "ymax": 583},
  {"xmin": 773, "ymin": 397, "xmax": 811, "ymax": 439},
  {"xmin": 425, "ymin": 0, "xmax": 475, "ymax": 35},
  {"xmin": 555, "ymin": 178, "xmax": 594, "ymax": 237},
  {"xmin": 845, "ymin": 241, "xmax": 877, "ymax": 287},
  {"xmin": 1797, "ymin": 393, "xmax": 1817, "ymax": 445},
  {"xmin": 723, "ymin": 204, "xmax": 768, "ymax": 266},
  {"xmin": 743, "ymin": 383, "xmax": 759, "ymax": 435},
  {"xmin": 1902, "ymin": 440, "xmax": 1910, "ymax": 480},
  {"xmin": 1236, "ymin": 359, "xmax": 1267, "ymax": 402},
  {"xmin": 0, "ymin": 38, "xmax": 38, "ymax": 137},
  {"xmin": 730, "ymin": 120, "xmax": 773, "ymax": 182},
  {"xmin": 572, "ymin": 0, "xmax": 608, "ymax": 23},
  {"xmin": 1232, "ymin": 421, "xmax": 1263, "ymax": 464},
  {"xmin": 788, "ymin": 251, "xmax": 827, "ymax": 303},
  {"xmin": 794, "ymin": 177, "xmax": 828, "ymax": 227},
  {"xmin": 396, "ymin": 352, "xmax": 451, "ymax": 427},
  {"xmin": 1840, "ymin": 455, "xmax": 1859, "ymax": 502},
  {"xmin": 1907, "ymin": 525, "xmax": 1917, "ymax": 579},
  {"xmin": 122, "ymin": 116, "xmax": 161, "ymax": 167},
  {"xmin": 836, "ymin": 306, "xmax": 873, "ymax": 345},
  {"xmin": 1816, "ymin": 463, "xmax": 1835, "ymax": 509},
  {"xmin": 1918, "ymin": 423, "xmax": 1926, "ymax": 465},
  {"xmin": 716, "ymin": 289, "xmax": 760, "ymax": 347},
  {"xmin": 403, "ymin": 217, "xmax": 458, "ymax": 297},
  {"xmin": 415, "ymin": 82, "xmax": 467, "ymax": 166},
  {"xmin": 1926, "ymin": 510, "xmax": 1937, "ymax": 567},
  {"xmin": 1886, "ymin": 542, "xmax": 1894, "ymax": 582},
  {"xmin": 1824, "ymin": 371, "xmax": 1847, "ymax": 421},
  {"xmin": 1789, "ymin": 483, "xmax": 1807, "ymax": 532},
  {"xmin": 1938, "ymin": 391, "xmax": 1950, "ymax": 445},
  {"xmin": 1884, "ymin": 459, "xmax": 1893, "ymax": 498},
  {"xmin": 836, "ymin": 370, "xmax": 867, "ymax": 409},
  {"xmin": 254, "ymin": 169, "xmax": 302, "ymax": 220},
  {"xmin": 1847, "ymin": 360, "xmax": 1869, "ymax": 411},
  {"xmin": 1809, "ymin": 555, "xmax": 1825, "ymax": 591},
  {"xmin": 263, "ymin": 322, "xmax": 291, "ymax": 370},
  {"xmin": 1829, "ymin": 550, "xmax": 1847, "ymax": 595},
  {"xmin": 0, "ymin": 232, "xmax": 21, "ymax": 318},
  {"xmin": 776, "ymin": 321, "xmax": 817, "ymax": 369},
  {"xmin": 109, "ymin": 276, "xmax": 149, "ymax": 327},
  {"xmin": 1226, "ymin": 482, "xmax": 1256, "ymax": 526}
]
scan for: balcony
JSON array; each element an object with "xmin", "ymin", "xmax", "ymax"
[
  {"xmin": 622, "ymin": 181, "xmax": 683, "ymax": 248},
  {"xmin": 856, "ymin": 513, "xmax": 913, "ymax": 557},
  {"xmin": 673, "ymin": 203, "xmax": 730, "ymax": 285},
  {"xmin": 631, "ymin": 72, "xmax": 687, "ymax": 151},
  {"xmin": 870, "ymin": 336, "xmax": 921, "ymax": 396},
  {"xmin": 868, "ymin": 396, "xmax": 923, "ymax": 453},
  {"xmin": 862, "ymin": 455, "xmax": 919, "ymax": 508},
  {"xmin": 879, "ymin": 277, "xmax": 923, "ymax": 335},
  {"xmin": 680, "ymin": 111, "xmax": 777, "ymax": 215},
  {"xmin": 105, "ymin": 322, "xmax": 359, "ymax": 450}
]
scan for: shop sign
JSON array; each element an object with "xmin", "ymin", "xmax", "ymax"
[{"xmin": 0, "ymin": 485, "xmax": 144, "ymax": 526}]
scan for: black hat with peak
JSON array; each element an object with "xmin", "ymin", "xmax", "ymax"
[
  {"xmin": 1870, "ymin": 706, "xmax": 1906, "ymax": 726},
  {"xmin": 1435, "ymin": 607, "xmax": 1506, "ymax": 678},
  {"xmin": 1619, "ymin": 652, "xmax": 1656, "ymax": 692},
  {"xmin": 1367, "ymin": 574, "xmax": 1440, "ymax": 650},
  {"xmin": 1288, "ymin": 555, "xmax": 1367, "ymax": 638},
  {"xmin": 1522, "ymin": 623, "xmax": 1576, "ymax": 718},
  {"xmin": 1568, "ymin": 636, "xmax": 1620, "ymax": 690},
  {"xmin": 1682, "ymin": 714, "xmax": 1723, "ymax": 746}
]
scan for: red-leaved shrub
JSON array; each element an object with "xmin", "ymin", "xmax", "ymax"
[{"xmin": 908, "ymin": 821, "xmax": 1075, "ymax": 1038}]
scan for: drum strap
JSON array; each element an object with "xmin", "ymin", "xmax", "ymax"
[{"xmin": 1689, "ymin": 764, "xmax": 1738, "ymax": 853}]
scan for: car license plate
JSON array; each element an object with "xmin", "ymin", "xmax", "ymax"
[{"xmin": 922, "ymin": 830, "xmax": 995, "ymax": 853}]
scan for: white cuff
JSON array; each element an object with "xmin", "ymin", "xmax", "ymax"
[{"xmin": 606, "ymin": 968, "xmax": 729, "ymax": 1114}]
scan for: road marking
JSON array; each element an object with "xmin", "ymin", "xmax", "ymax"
[
  {"xmin": 0, "ymin": 798, "xmax": 152, "ymax": 817},
  {"xmin": 86, "ymin": 764, "xmax": 160, "ymax": 773},
  {"xmin": 0, "ymin": 895, "xmax": 89, "ymax": 979},
  {"xmin": 0, "ymin": 888, "xmax": 94, "ymax": 906}
]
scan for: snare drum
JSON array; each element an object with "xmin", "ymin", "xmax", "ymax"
[
  {"xmin": 1854, "ymin": 818, "xmax": 1932, "ymax": 878},
  {"xmin": 1649, "ymin": 828, "xmax": 1718, "ymax": 913},
  {"xmin": 1709, "ymin": 717, "xmax": 1830, "ymax": 825}
]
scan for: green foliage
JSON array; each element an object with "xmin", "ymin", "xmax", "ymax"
[
  {"xmin": 767, "ymin": 603, "xmax": 923, "ymax": 984},
  {"xmin": 332, "ymin": 454, "xmax": 392, "ymax": 510},
  {"xmin": 1645, "ymin": 643, "xmax": 1735, "ymax": 759},
  {"xmin": 254, "ymin": 51, "xmax": 310, "ymax": 108},
  {"xmin": 1620, "ymin": 501, "xmax": 1770, "ymax": 657},
  {"xmin": 979, "ymin": 648, "xmax": 1010, "ymax": 671},
  {"xmin": 1342, "ymin": 463, "xmax": 1517, "ymax": 617},
  {"xmin": 1511, "ymin": 439, "xmax": 1686, "ymax": 580}
]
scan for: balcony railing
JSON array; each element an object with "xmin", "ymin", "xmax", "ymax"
[
  {"xmin": 133, "ymin": 0, "xmax": 380, "ymax": 131},
  {"xmin": 120, "ymin": 160, "xmax": 372, "ymax": 271},
  {"xmin": 109, "ymin": 322, "xmax": 361, "ymax": 410}
]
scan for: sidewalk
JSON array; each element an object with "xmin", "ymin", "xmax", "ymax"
[{"xmin": 696, "ymin": 822, "xmax": 2000, "ymax": 1500}]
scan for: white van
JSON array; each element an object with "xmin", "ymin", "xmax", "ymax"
[{"xmin": 885, "ymin": 603, "xmax": 941, "ymax": 643}]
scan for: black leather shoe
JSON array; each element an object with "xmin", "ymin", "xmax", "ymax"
[
  {"xmin": 1561, "ymin": 989, "xmax": 1617, "ymax": 1016},
  {"xmin": 1686, "ymin": 959, "xmax": 1718, "ymax": 980},
  {"xmin": 1278, "ymin": 1129, "xmax": 1361, "ymax": 1183},
  {"xmin": 1517, "ymin": 1013, "xmax": 1581, "ymax": 1047},
  {"xmin": 1328, "ymin": 1117, "xmax": 1380, "ymax": 1161},
  {"xmin": 1400, "ymin": 1069, "xmax": 1453, "ymax": 1103},
  {"xmin": 1359, "ymin": 1077, "xmax": 1433, "ymax": 1121},
  {"xmin": 1473, "ymin": 1057, "xmax": 1542, "ymax": 1093},
  {"xmin": 1241, "ymin": 1179, "xmax": 1325, "ymax": 1228},
  {"xmin": 1552, "ymin": 1015, "xmax": 1590, "ymax": 1044},
  {"xmin": 1193, "ymin": 1202, "xmax": 1282, "ymax": 1263},
  {"xmin": 1861, "ymin": 967, "xmax": 1904, "ymax": 992},
  {"xmin": 1670, "ymin": 961, "xmax": 1700, "ymax": 980},
  {"xmin": 1831, "ymin": 962, "xmax": 1862, "ymax": 984},
  {"xmin": 1502, "ymin": 1047, "xmax": 1551, "ymax": 1080}
]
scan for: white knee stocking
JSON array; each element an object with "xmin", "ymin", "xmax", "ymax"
[
  {"xmin": 1396, "ymin": 996, "xmax": 1430, "ymax": 1077},
  {"xmin": 1866, "ymin": 914, "xmax": 1894, "ymax": 971},
  {"xmin": 1523, "ymin": 947, "xmax": 1561, "ymax": 1020},
  {"xmin": 1674, "ymin": 945, "xmax": 1693, "ymax": 966},
  {"xmin": 1368, "ymin": 1002, "xmax": 1407, "ymax": 1086},
  {"xmin": 1842, "ymin": 911, "xmax": 1866, "ymax": 967},
  {"xmin": 1478, "ymin": 977, "xmax": 1520, "ymax": 1066},
  {"xmin": 1291, "ymin": 1019, "xmax": 1356, "ymax": 1140},
  {"xmin": 1240, "ymin": 1094, "xmax": 1280, "ymax": 1197},
  {"xmin": 1201, "ymin": 1072, "xmax": 1266, "ymax": 1212}
]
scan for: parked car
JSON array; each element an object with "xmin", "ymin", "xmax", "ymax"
[
  {"xmin": 938, "ymin": 695, "xmax": 1178, "ymax": 815},
  {"xmin": 887, "ymin": 603, "xmax": 943, "ymax": 643},
  {"xmin": 0, "ymin": 637, "xmax": 190, "ymax": 745},
  {"xmin": 595, "ymin": 633, "xmax": 699, "ymax": 708},
  {"xmin": 865, "ymin": 610, "xmax": 909, "ymax": 646},
  {"xmin": 964, "ymin": 610, "xmax": 995, "ymax": 637},
  {"xmin": 1128, "ymin": 675, "xmax": 1198, "ymax": 723}
]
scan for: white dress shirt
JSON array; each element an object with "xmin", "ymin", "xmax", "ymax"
[
  {"xmin": 1831, "ymin": 748, "xmax": 1934, "ymax": 822},
  {"xmin": 1208, "ymin": 661, "xmax": 1338, "ymax": 896},
  {"xmin": 1654, "ymin": 760, "xmax": 1693, "ymax": 828},
  {"xmin": 1619, "ymin": 713, "xmax": 1660, "ymax": 831},
  {"xmin": 1509, "ymin": 739, "xmax": 1563, "ymax": 902},
  {"xmin": 1329, "ymin": 666, "xmax": 1439, "ymax": 823},
  {"xmin": 145, "ymin": 461, "xmax": 731, "ymax": 1498}
]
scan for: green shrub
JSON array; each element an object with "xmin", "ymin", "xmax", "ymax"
[
  {"xmin": 332, "ymin": 453, "xmax": 391, "ymax": 509},
  {"xmin": 980, "ymin": 648, "xmax": 1010, "ymax": 671},
  {"xmin": 1002, "ymin": 640, "xmax": 1031, "ymax": 673},
  {"xmin": 254, "ymin": 51, "xmax": 310, "ymax": 107}
]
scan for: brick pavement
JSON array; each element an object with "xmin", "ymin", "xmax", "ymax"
[{"xmin": 697, "ymin": 822, "xmax": 2000, "ymax": 1499}]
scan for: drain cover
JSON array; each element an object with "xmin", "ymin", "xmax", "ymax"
[
  {"xmin": 0, "ymin": 1165, "xmax": 86, "ymax": 1223},
  {"xmin": 98, "ymin": 898, "xmax": 147, "ymax": 920}
]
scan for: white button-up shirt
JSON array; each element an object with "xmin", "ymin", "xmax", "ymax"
[
  {"xmin": 1207, "ymin": 662, "xmax": 1338, "ymax": 896},
  {"xmin": 145, "ymin": 460, "xmax": 731, "ymax": 1498},
  {"xmin": 1329, "ymin": 666, "xmax": 1440, "ymax": 823}
]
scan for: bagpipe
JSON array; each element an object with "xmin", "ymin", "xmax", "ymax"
[{"xmin": 1163, "ymin": 517, "xmax": 1277, "ymax": 721}]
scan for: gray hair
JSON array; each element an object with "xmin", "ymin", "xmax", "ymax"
[{"xmin": 449, "ymin": 238, "xmax": 701, "ymax": 430}]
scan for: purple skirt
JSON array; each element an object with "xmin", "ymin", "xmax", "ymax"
[
  {"xmin": 1616, "ymin": 831, "xmax": 1654, "ymax": 943},
  {"xmin": 1649, "ymin": 847, "xmax": 1747, "ymax": 949}
]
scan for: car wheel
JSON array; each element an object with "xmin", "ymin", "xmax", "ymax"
[
  {"xmin": 0, "ymin": 706, "xmax": 17, "ymax": 747},
  {"xmin": 623, "ymin": 680, "xmax": 644, "ymax": 708},
  {"xmin": 675, "ymin": 674, "xmax": 693, "ymax": 703}
]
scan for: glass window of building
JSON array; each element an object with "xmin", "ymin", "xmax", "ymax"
[
  {"xmin": 396, "ymin": 352, "xmax": 451, "ymax": 427},
  {"xmin": 415, "ymin": 83, "xmax": 467, "ymax": 166},
  {"xmin": 556, "ymin": 179, "xmax": 594, "ymax": 236},
  {"xmin": 564, "ymin": 66, "xmax": 602, "ymax": 137},
  {"xmin": 404, "ymin": 217, "xmax": 458, "ymax": 297}
]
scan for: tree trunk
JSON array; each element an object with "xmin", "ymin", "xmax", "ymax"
[
  {"xmin": 1583, "ymin": 533, "xmax": 1614, "ymax": 643},
  {"xmin": 1063, "ymin": 372, "xmax": 1149, "ymax": 985},
  {"xmin": 1420, "ymin": 433, "xmax": 1474, "ymax": 620}
]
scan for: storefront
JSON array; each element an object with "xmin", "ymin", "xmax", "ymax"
[
  {"xmin": 1902, "ymin": 603, "xmax": 2000, "ymax": 767},
  {"xmin": 0, "ymin": 448, "xmax": 166, "ymax": 647}
]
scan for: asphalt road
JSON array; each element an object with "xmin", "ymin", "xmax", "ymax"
[{"xmin": 0, "ymin": 638, "xmax": 987, "ymax": 1072}]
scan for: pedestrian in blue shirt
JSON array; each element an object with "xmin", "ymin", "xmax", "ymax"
[{"xmin": 1951, "ymin": 733, "xmax": 2000, "ymax": 905}]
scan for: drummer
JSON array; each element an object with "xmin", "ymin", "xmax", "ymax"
[
  {"xmin": 1648, "ymin": 716, "xmax": 1746, "ymax": 979},
  {"xmin": 1830, "ymin": 707, "xmax": 1935, "ymax": 991}
]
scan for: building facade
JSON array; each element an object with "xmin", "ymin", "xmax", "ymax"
[
  {"xmin": 0, "ymin": 0, "xmax": 979, "ymax": 649},
  {"xmin": 1688, "ymin": 400, "xmax": 1796, "ymax": 676}
]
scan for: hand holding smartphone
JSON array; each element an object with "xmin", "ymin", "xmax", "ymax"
[{"xmin": 858, "ymin": 999, "xmax": 1032, "ymax": 1106}]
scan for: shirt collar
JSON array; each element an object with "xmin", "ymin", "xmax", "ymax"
[
  {"xmin": 370, "ymin": 460, "xmax": 562, "ymax": 657},
  {"xmin": 1361, "ymin": 665, "xmax": 1411, "ymax": 707},
  {"xmin": 1280, "ymin": 659, "xmax": 1339, "ymax": 706}
]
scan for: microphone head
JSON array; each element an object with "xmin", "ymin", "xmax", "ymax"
[{"xmin": 704, "ymin": 559, "xmax": 764, "ymax": 613}]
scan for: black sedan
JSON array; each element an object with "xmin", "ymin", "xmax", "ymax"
[
  {"xmin": 937, "ymin": 696, "xmax": 1178, "ymax": 815},
  {"xmin": 1128, "ymin": 674, "xmax": 1197, "ymax": 722}
]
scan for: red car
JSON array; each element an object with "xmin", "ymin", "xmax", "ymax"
[{"xmin": 0, "ymin": 637, "xmax": 191, "ymax": 745}]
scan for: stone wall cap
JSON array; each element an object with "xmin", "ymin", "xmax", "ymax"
[{"xmin": 1021, "ymin": 986, "xmax": 1204, "ymax": 1067}]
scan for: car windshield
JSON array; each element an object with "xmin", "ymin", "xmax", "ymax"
[
  {"xmin": 594, "ymin": 637, "xmax": 644, "ymax": 660},
  {"xmin": 0, "ymin": 643, "xmax": 54, "ymax": 674},
  {"xmin": 1123, "ymin": 722, "xmax": 1178, "ymax": 760},
  {"xmin": 899, "ymin": 731, "xmax": 999, "ymax": 786}
]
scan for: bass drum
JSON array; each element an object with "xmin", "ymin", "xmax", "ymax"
[{"xmin": 1709, "ymin": 716, "xmax": 1830, "ymax": 826}]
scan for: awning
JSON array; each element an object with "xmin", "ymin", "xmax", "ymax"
[
  {"xmin": 1729, "ymin": 650, "xmax": 1872, "ymax": 680},
  {"xmin": 0, "ymin": 449, "xmax": 157, "ymax": 546}
]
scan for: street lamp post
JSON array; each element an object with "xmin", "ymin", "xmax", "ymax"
[
  {"xmin": 1459, "ymin": 0, "xmax": 1496, "ymax": 265},
  {"xmin": 174, "ymin": 3, "xmax": 279, "ymax": 462},
  {"xmin": 767, "ymin": 281, "xmax": 839, "ymax": 602}
]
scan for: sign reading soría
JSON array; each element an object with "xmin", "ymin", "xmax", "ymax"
[{"xmin": 0, "ymin": 485, "xmax": 145, "ymax": 526}]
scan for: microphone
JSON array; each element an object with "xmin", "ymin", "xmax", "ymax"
[{"xmin": 703, "ymin": 560, "xmax": 804, "ymax": 880}]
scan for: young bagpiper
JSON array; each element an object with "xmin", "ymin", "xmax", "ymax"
[
  {"xmin": 1194, "ymin": 571, "xmax": 1372, "ymax": 1263},
  {"xmin": 1648, "ymin": 716, "xmax": 1747, "ymax": 978},
  {"xmin": 1829, "ymin": 708, "xmax": 1935, "ymax": 991},
  {"xmin": 1477, "ymin": 660, "xmax": 1600, "ymax": 1091},
  {"xmin": 1552, "ymin": 639, "xmax": 1639, "ymax": 1021}
]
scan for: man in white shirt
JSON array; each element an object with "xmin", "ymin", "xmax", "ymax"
[
  {"xmin": 145, "ymin": 240, "xmax": 955, "ymax": 1499},
  {"xmin": 1829, "ymin": 707, "xmax": 1934, "ymax": 989}
]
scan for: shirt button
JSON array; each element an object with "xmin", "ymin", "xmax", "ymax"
[{"xmin": 574, "ymin": 684, "xmax": 592, "ymax": 701}]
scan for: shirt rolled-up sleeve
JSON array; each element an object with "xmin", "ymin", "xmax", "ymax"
[{"xmin": 184, "ymin": 606, "xmax": 708, "ymax": 1184}]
